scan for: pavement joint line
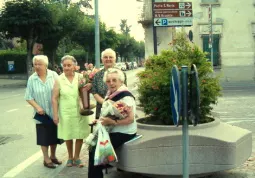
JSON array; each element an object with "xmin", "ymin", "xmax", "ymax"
[
  {"xmin": 3, "ymin": 150, "xmax": 42, "ymax": 177},
  {"xmin": 6, "ymin": 109, "xmax": 19, "ymax": 113}
]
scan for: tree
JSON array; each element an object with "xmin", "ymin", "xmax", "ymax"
[
  {"xmin": 40, "ymin": 2, "xmax": 84, "ymax": 66},
  {"xmin": 71, "ymin": 15, "xmax": 95, "ymax": 63},
  {"xmin": 120, "ymin": 19, "xmax": 131, "ymax": 36},
  {"xmin": 100, "ymin": 25, "xmax": 119, "ymax": 51},
  {"xmin": 0, "ymin": 0, "xmax": 53, "ymax": 78}
]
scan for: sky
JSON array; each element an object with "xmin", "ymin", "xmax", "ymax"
[{"xmin": 85, "ymin": 0, "xmax": 145, "ymax": 41}]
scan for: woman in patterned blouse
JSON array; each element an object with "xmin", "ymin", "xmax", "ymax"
[{"xmin": 91, "ymin": 48, "xmax": 117, "ymax": 119}]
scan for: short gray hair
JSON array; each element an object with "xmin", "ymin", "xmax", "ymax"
[
  {"xmin": 101, "ymin": 48, "xmax": 116, "ymax": 60},
  {"xmin": 103, "ymin": 68, "xmax": 125, "ymax": 83},
  {"xmin": 61, "ymin": 55, "xmax": 77, "ymax": 66},
  {"xmin": 32, "ymin": 55, "xmax": 48, "ymax": 67}
]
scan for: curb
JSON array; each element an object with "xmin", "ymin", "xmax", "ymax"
[{"xmin": 0, "ymin": 82, "xmax": 27, "ymax": 88}]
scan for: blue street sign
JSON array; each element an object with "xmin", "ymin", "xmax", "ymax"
[
  {"xmin": 8, "ymin": 64, "xmax": 14, "ymax": 71},
  {"xmin": 170, "ymin": 65, "xmax": 181, "ymax": 126},
  {"xmin": 162, "ymin": 19, "xmax": 168, "ymax": 26},
  {"xmin": 189, "ymin": 64, "xmax": 200, "ymax": 126}
]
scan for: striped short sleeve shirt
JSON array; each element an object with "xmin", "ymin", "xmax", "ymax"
[{"xmin": 24, "ymin": 69, "xmax": 58, "ymax": 122}]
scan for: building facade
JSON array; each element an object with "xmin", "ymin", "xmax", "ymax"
[{"xmin": 139, "ymin": 0, "xmax": 255, "ymax": 82}]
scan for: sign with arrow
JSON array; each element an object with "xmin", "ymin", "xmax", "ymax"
[
  {"xmin": 153, "ymin": 2, "xmax": 193, "ymax": 27},
  {"xmin": 154, "ymin": 17, "xmax": 193, "ymax": 27},
  {"xmin": 154, "ymin": 10, "xmax": 193, "ymax": 18}
]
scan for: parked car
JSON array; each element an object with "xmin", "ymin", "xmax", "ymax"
[
  {"xmin": 121, "ymin": 62, "xmax": 127, "ymax": 71},
  {"xmin": 133, "ymin": 62, "xmax": 138, "ymax": 68},
  {"xmin": 115, "ymin": 62, "xmax": 126, "ymax": 71}
]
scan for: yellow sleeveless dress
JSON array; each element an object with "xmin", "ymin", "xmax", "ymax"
[{"xmin": 58, "ymin": 72, "xmax": 90, "ymax": 140}]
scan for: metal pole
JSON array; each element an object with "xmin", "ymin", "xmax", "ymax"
[
  {"xmin": 209, "ymin": 4, "xmax": 213, "ymax": 69},
  {"xmin": 94, "ymin": 0, "xmax": 100, "ymax": 68},
  {"xmin": 152, "ymin": 0, "xmax": 157, "ymax": 55},
  {"xmin": 181, "ymin": 66, "xmax": 189, "ymax": 178}
]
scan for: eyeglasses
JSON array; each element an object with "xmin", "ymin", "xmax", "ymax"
[{"xmin": 103, "ymin": 56, "xmax": 113, "ymax": 59}]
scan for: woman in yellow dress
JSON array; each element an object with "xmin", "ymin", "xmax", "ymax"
[{"xmin": 52, "ymin": 55, "xmax": 90, "ymax": 167}]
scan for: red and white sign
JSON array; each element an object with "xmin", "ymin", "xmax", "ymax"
[
  {"xmin": 153, "ymin": 2, "xmax": 192, "ymax": 10},
  {"xmin": 154, "ymin": 10, "xmax": 192, "ymax": 18}
]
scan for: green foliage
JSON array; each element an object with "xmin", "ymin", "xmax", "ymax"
[
  {"xmin": 120, "ymin": 19, "xmax": 131, "ymax": 35},
  {"xmin": 68, "ymin": 49, "xmax": 87, "ymax": 67},
  {"xmin": 0, "ymin": 50, "xmax": 27, "ymax": 74},
  {"xmin": 41, "ymin": 2, "xmax": 85, "ymax": 65},
  {"xmin": 137, "ymin": 32, "xmax": 221, "ymax": 125},
  {"xmin": 0, "ymin": 0, "xmax": 52, "ymax": 41}
]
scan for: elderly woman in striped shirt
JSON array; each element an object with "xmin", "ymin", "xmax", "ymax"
[{"xmin": 25, "ymin": 55, "xmax": 62, "ymax": 169}]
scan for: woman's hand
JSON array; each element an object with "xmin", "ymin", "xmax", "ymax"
[
  {"xmin": 53, "ymin": 117, "xmax": 59, "ymax": 125},
  {"xmin": 36, "ymin": 107, "xmax": 45, "ymax": 115},
  {"xmin": 83, "ymin": 83, "xmax": 92, "ymax": 91},
  {"xmin": 100, "ymin": 117, "xmax": 115, "ymax": 126}
]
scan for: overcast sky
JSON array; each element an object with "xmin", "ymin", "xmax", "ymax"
[{"xmin": 86, "ymin": 0, "xmax": 145, "ymax": 41}]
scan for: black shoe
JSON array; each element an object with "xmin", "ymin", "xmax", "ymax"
[{"xmin": 43, "ymin": 161, "xmax": 56, "ymax": 169}]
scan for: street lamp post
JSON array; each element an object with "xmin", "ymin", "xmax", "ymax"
[
  {"xmin": 95, "ymin": 0, "xmax": 100, "ymax": 68},
  {"xmin": 208, "ymin": 4, "xmax": 213, "ymax": 69}
]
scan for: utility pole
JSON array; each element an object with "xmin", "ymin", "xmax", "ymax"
[
  {"xmin": 94, "ymin": 0, "xmax": 100, "ymax": 68},
  {"xmin": 152, "ymin": 0, "xmax": 157, "ymax": 55},
  {"xmin": 208, "ymin": 4, "xmax": 213, "ymax": 69}
]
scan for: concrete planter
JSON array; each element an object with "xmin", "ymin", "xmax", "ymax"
[{"xmin": 115, "ymin": 118, "xmax": 252, "ymax": 177}]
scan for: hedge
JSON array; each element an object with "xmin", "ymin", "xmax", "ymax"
[{"xmin": 0, "ymin": 50, "xmax": 27, "ymax": 74}]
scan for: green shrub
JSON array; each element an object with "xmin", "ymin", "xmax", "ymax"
[{"xmin": 137, "ymin": 32, "xmax": 221, "ymax": 125}]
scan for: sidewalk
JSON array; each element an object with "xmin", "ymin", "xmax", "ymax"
[
  {"xmin": 53, "ymin": 108, "xmax": 255, "ymax": 178},
  {"xmin": 0, "ymin": 78, "xmax": 27, "ymax": 88}
]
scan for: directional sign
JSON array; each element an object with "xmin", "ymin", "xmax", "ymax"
[
  {"xmin": 170, "ymin": 65, "xmax": 181, "ymax": 126},
  {"xmin": 153, "ymin": 2, "xmax": 193, "ymax": 27},
  {"xmin": 189, "ymin": 64, "xmax": 200, "ymax": 126},
  {"xmin": 154, "ymin": 17, "xmax": 193, "ymax": 27},
  {"xmin": 154, "ymin": 10, "xmax": 193, "ymax": 18},
  {"xmin": 153, "ymin": 2, "xmax": 192, "ymax": 10}
]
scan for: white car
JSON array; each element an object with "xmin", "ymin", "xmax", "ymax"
[
  {"xmin": 115, "ymin": 63, "xmax": 126, "ymax": 71},
  {"xmin": 133, "ymin": 62, "xmax": 138, "ymax": 68}
]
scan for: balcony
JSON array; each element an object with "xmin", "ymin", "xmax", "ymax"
[{"xmin": 137, "ymin": 0, "xmax": 153, "ymax": 27}]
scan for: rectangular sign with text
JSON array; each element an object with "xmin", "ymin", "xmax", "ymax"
[
  {"xmin": 153, "ymin": 2, "xmax": 193, "ymax": 27},
  {"xmin": 154, "ymin": 10, "xmax": 192, "ymax": 18},
  {"xmin": 153, "ymin": 2, "xmax": 192, "ymax": 10},
  {"xmin": 154, "ymin": 17, "xmax": 193, "ymax": 27}
]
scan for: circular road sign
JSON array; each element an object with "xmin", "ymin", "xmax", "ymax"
[{"xmin": 170, "ymin": 65, "xmax": 181, "ymax": 126}]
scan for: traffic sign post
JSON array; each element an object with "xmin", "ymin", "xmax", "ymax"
[
  {"xmin": 170, "ymin": 64, "xmax": 201, "ymax": 178},
  {"xmin": 181, "ymin": 66, "xmax": 189, "ymax": 178},
  {"xmin": 153, "ymin": 2, "xmax": 193, "ymax": 27},
  {"xmin": 170, "ymin": 65, "xmax": 181, "ymax": 126}
]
